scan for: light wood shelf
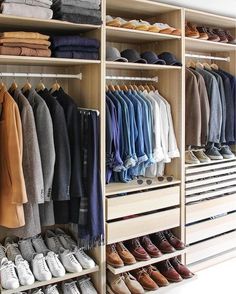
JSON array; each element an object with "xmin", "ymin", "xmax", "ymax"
[
  {"xmin": 0, "ymin": 14, "xmax": 101, "ymax": 32},
  {"xmin": 106, "ymin": 61, "xmax": 182, "ymax": 70},
  {"xmin": 185, "ymin": 157, "xmax": 236, "ymax": 169},
  {"xmin": 106, "ymin": 26, "xmax": 181, "ymax": 43},
  {"xmin": 107, "ymin": 249, "xmax": 187, "ymax": 274},
  {"xmin": 185, "ymin": 37, "xmax": 236, "ymax": 52},
  {"xmin": 0, "ymin": 56, "xmax": 101, "ymax": 66},
  {"xmin": 1, "ymin": 266, "xmax": 99, "ymax": 294},
  {"xmin": 106, "ymin": 178, "xmax": 181, "ymax": 196}
]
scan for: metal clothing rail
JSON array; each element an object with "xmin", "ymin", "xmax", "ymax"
[
  {"xmin": 0, "ymin": 73, "xmax": 82, "ymax": 79},
  {"xmin": 185, "ymin": 53, "xmax": 230, "ymax": 62},
  {"xmin": 78, "ymin": 107, "xmax": 100, "ymax": 116},
  {"xmin": 106, "ymin": 75, "xmax": 159, "ymax": 83}
]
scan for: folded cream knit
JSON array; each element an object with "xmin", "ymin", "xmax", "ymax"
[
  {"xmin": 1, "ymin": 0, "xmax": 52, "ymax": 8},
  {"xmin": 0, "ymin": 31, "xmax": 49, "ymax": 40}
]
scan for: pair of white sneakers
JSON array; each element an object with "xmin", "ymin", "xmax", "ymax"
[{"xmin": 63, "ymin": 277, "xmax": 98, "ymax": 294}]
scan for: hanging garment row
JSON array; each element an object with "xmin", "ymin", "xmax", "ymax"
[
  {"xmin": 0, "ymin": 78, "xmax": 103, "ymax": 247},
  {"xmin": 106, "ymin": 83, "xmax": 180, "ymax": 184},
  {"xmin": 185, "ymin": 62, "xmax": 236, "ymax": 164}
]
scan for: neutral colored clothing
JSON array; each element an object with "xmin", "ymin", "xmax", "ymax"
[
  {"xmin": 1, "ymin": 0, "xmax": 52, "ymax": 6},
  {"xmin": 53, "ymin": 4, "xmax": 101, "ymax": 18},
  {"xmin": 53, "ymin": 0, "xmax": 100, "ymax": 9},
  {"xmin": 1, "ymin": 3, "xmax": 53, "ymax": 19},
  {"xmin": 0, "ymin": 31, "xmax": 49, "ymax": 40},
  {"xmin": 54, "ymin": 13, "xmax": 102, "ymax": 25},
  {"xmin": 0, "ymin": 38, "xmax": 51, "ymax": 46},
  {"xmin": 0, "ymin": 46, "xmax": 51, "ymax": 57},
  {"xmin": 0, "ymin": 86, "xmax": 27, "ymax": 228},
  {"xmin": 3, "ymin": 43, "xmax": 49, "ymax": 50}
]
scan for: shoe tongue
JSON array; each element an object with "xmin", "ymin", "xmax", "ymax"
[
  {"xmin": 35, "ymin": 253, "xmax": 44, "ymax": 260},
  {"xmin": 15, "ymin": 255, "xmax": 24, "ymax": 263}
]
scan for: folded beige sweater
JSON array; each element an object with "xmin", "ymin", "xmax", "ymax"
[{"xmin": 0, "ymin": 31, "xmax": 49, "ymax": 40}]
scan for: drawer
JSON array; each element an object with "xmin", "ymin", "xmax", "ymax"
[
  {"xmin": 106, "ymin": 208, "xmax": 180, "ymax": 244},
  {"xmin": 106, "ymin": 186, "xmax": 180, "ymax": 220},
  {"xmin": 186, "ymin": 230, "xmax": 236, "ymax": 265},
  {"xmin": 186, "ymin": 212, "xmax": 236, "ymax": 244},
  {"xmin": 186, "ymin": 194, "xmax": 236, "ymax": 224}
]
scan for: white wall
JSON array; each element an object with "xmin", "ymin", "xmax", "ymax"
[{"xmin": 155, "ymin": 0, "xmax": 236, "ymax": 18}]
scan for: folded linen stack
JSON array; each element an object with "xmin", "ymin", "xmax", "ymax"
[
  {"xmin": 0, "ymin": 0, "xmax": 53, "ymax": 19},
  {"xmin": 51, "ymin": 35, "xmax": 100, "ymax": 59},
  {"xmin": 52, "ymin": 0, "xmax": 102, "ymax": 25},
  {"xmin": 0, "ymin": 31, "xmax": 51, "ymax": 57}
]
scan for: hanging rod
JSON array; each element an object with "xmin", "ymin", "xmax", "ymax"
[
  {"xmin": 106, "ymin": 75, "xmax": 159, "ymax": 83},
  {"xmin": 0, "ymin": 72, "xmax": 82, "ymax": 79},
  {"xmin": 185, "ymin": 54, "xmax": 230, "ymax": 62},
  {"xmin": 78, "ymin": 107, "xmax": 100, "ymax": 116}
]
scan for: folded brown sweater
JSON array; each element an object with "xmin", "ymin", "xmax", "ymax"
[
  {"xmin": 0, "ymin": 38, "xmax": 51, "ymax": 46},
  {"xmin": 3, "ymin": 43, "xmax": 49, "ymax": 50},
  {"xmin": 0, "ymin": 46, "xmax": 51, "ymax": 57},
  {"xmin": 0, "ymin": 32, "xmax": 49, "ymax": 40}
]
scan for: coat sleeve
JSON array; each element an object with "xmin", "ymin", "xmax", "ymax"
[{"xmin": 9, "ymin": 103, "xmax": 27, "ymax": 204}]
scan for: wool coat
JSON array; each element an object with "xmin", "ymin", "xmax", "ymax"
[{"xmin": 0, "ymin": 86, "xmax": 27, "ymax": 228}]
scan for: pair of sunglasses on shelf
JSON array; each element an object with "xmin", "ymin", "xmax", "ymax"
[{"xmin": 137, "ymin": 176, "xmax": 174, "ymax": 185}]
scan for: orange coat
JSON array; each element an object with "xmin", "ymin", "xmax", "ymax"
[{"xmin": 0, "ymin": 86, "xmax": 27, "ymax": 228}]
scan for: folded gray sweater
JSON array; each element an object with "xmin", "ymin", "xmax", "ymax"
[
  {"xmin": 53, "ymin": 5, "xmax": 101, "ymax": 18},
  {"xmin": 53, "ymin": 0, "xmax": 99, "ymax": 10},
  {"xmin": 1, "ymin": 0, "xmax": 52, "ymax": 6}
]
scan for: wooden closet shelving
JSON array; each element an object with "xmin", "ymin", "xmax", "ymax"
[
  {"xmin": 106, "ymin": 61, "xmax": 182, "ymax": 70},
  {"xmin": 185, "ymin": 37, "xmax": 236, "ymax": 52}
]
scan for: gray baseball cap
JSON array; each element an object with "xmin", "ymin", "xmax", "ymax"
[
  {"xmin": 106, "ymin": 46, "xmax": 128, "ymax": 62},
  {"xmin": 121, "ymin": 49, "xmax": 147, "ymax": 63}
]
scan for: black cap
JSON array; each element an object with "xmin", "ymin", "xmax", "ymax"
[
  {"xmin": 121, "ymin": 49, "xmax": 147, "ymax": 63},
  {"xmin": 158, "ymin": 52, "xmax": 182, "ymax": 66},
  {"xmin": 141, "ymin": 51, "xmax": 166, "ymax": 65}
]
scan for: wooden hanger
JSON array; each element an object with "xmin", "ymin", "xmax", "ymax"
[
  {"xmin": 203, "ymin": 62, "xmax": 212, "ymax": 70},
  {"xmin": 22, "ymin": 76, "xmax": 32, "ymax": 93},
  {"xmin": 114, "ymin": 84, "xmax": 121, "ymax": 91},
  {"xmin": 187, "ymin": 60, "xmax": 196, "ymax": 68},
  {"xmin": 127, "ymin": 83, "xmax": 134, "ymax": 90},
  {"xmin": 120, "ymin": 83, "xmax": 128, "ymax": 91},
  {"xmin": 108, "ymin": 84, "xmax": 116, "ymax": 91},
  {"xmin": 144, "ymin": 84, "xmax": 151, "ymax": 92},
  {"xmin": 150, "ymin": 84, "xmax": 156, "ymax": 91},
  {"xmin": 105, "ymin": 84, "xmax": 109, "ymax": 92},
  {"xmin": 138, "ymin": 84, "xmax": 145, "ymax": 91},
  {"xmin": 50, "ymin": 78, "xmax": 61, "ymax": 94},
  {"xmin": 133, "ymin": 84, "xmax": 139, "ymax": 91},
  {"xmin": 9, "ymin": 77, "xmax": 18, "ymax": 93},
  {"xmin": 211, "ymin": 63, "xmax": 219, "ymax": 70},
  {"xmin": 0, "ymin": 75, "xmax": 5, "ymax": 91},
  {"xmin": 196, "ymin": 61, "xmax": 204, "ymax": 69},
  {"xmin": 36, "ymin": 77, "xmax": 46, "ymax": 92}
]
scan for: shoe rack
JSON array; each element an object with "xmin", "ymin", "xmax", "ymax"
[{"xmin": 0, "ymin": 1, "xmax": 235, "ymax": 294}]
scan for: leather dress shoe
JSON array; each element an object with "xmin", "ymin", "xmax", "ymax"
[
  {"xmin": 224, "ymin": 30, "xmax": 236, "ymax": 44},
  {"xmin": 116, "ymin": 242, "xmax": 136, "ymax": 265},
  {"xmin": 131, "ymin": 268, "xmax": 158, "ymax": 291},
  {"xmin": 164, "ymin": 230, "xmax": 185, "ymax": 250},
  {"xmin": 170, "ymin": 257, "xmax": 194, "ymax": 279},
  {"xmin": 157, "ymin": 260, "xmax": 183, "ymax": 282},
  {"xmin": 196, "ymin": 26, "xmax": 209, "ymax": 40},
  {"xmin": 205, "ymin": 27, "xmax": 220, "ymax": 42},
  {"xmin": 140, "ymin": 235, "xmax": 162, "ymax": 258},
  {"xmin": 212, "ymin": 28, "xmax": 228, "ymax": 43},
  {"xmin": 126, "ymin": 238, "xmax": 151, "ymax": 261},
  {"xmin": 185, "ymin": 22, "xmax": 200, "ymax": 38},
  {"xmin": 106, "ymin": 244, "xmax": 124, "ymax": 268},
  {"xmin": 107, "ymin": 271, "xmax": 131, "ymax": 294},
  {"xmin": 145, "ymin": 265, "xmax": 169, "ymax": 287},
  {"xmin": 123, "ymin": 272, "xmax": 145, "ymax": 294},
  {"xmin": 151, "ymin": 232, "xmax": 175, "ymax": 253}
]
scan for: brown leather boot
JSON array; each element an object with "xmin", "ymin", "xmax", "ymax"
[
  {"xmin": 145, "ymin": 265, "xmax": 169, "ymax": 287},
  {"xmin": 131, "ymin": 268, "xmax": 158, "ymax": 291},
  {"xmin": 106, "ymin": 244, "xmax": 124, "ymax": 268},
  {"xmin": 116, "ymin": 242, "xmax": 136, "ymax": 265}
]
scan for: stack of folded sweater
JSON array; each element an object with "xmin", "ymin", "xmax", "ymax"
[
  {"xmin": 51, "ymin": 35, "xmax": 100, "ymax": 59},
  {"xmin": 0, "ymin": 32, "xmax": 51, "ymax": 57},
  {"xmin": 52, "ymin": 0, "xmax": 101, "ymax": 25},
  {"xmin": 0, "ymin": 0, "xmax": 53, "ymax": 19}
]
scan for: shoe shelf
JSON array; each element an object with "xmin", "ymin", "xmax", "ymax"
[
  {"xmin": 106, "ymin": 61, "xmax": 182, "ymax": 70},
  {"xmin": 185, "ymin": 37, "xmax": 236, "ymax": 52},
  {"xmin": 106, "ymin": 27, "xmax": 181, "ymax": 43},
  {"xmin": 105, "ymin": 178, "xmax": 181, "ymax": 196},
  {"xmin": 0, "ymin": 266, "xmax": 99, "ymax": 294},
  {"xmin": 185, "ymin": 157, "xmax": 236, "ymax": 170},
  {"xmin": 0, "ymin": 14, "xmax": 101, "ymax": 32},
  {"xmin": 0, "ymin": 56, "xmax": 101, "ymax": 66},
  {"xmin": 107, "ymin": 249, "xmax": 187, "ymax": 275}
]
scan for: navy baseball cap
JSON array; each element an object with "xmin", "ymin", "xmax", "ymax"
[
  {"xmin": 158, "ymin": 52, "xmax": 182, "ymax": 66},
  {"xmin": 141, "ymin": 51, "xmax": 166, "ymax": 65},
  {"xmin": 121, "ymin": 49, "xmax": 147, "ymax": 63}
]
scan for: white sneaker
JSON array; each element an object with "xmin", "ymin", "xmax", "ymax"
[
  {"xmin": 32, "ymin": 289, "xmax": 44, "ymax": 294},
  {"xmin": 55, "ymin": 228, "xmax": 77, "ymax": 250},
  {"xmin": 32, "ymin": 253, "xmax": 52, "ymax": 281},
  {"xmin": 45, "ymin": 284, "xmax": 60, "ymax": 294},
  {"xmin": 15, "ymin": 255, "xmax": 35, "ymax": 286},
  {"xmin": 46, "ymin": 251, "xmax": 65, "ymax": 277},
  {"xmin": 45, "ymin": 230, "xmax": 64, "ymax": 254},
  {"xmin": 72, "ymin": 246, "xmax": 95, "ymax": 269},
  {"xmin": 0, "ymin": 257, "xmax": 20, "ymax": 290},
  {"xmin": 59, "ymin": 248, "xmax": 82, "ymax": 273},
  {"xmin": 78, "ymin": 276, "xmax": 98, "ymax": 294},
  {"xmin": 63, "ymin": 280, "xmax": 81, "ymax": 294}
]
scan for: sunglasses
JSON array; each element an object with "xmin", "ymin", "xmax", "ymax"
[{"xmin": 137, "ymin": 179, "xmax": 153, "ymax": 185}]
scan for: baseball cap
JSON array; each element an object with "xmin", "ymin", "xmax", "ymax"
[
  {"xmin": 141, "ymin": 51, "xmax": 166, "ymax": 65},
  {"xmin": 121, "ymin": 49, "xmax": 147, "ymax": 63},
  {"xmin": 158, "ymin": 52, "xmax": 182, "ymax": 66},
  {"xmin": 106, "ymin": 46, "xmax": 128, "ymax": 62}
]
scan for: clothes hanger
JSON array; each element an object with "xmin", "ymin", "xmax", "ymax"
[
  {"xmin": 133, "ymin": 84, "xmax": 139, "ymax": 91},
  {"xmin": 22, "ymin": 75, "xmax": 32, "ymax": 93},
  {"xmin": 211, "ymin": 63, "xmax": 219, "ymax": 70},
  {"xmin": 0, "ymin": 74, "xmax": 5, "ymax": 91},
  {"xmin": 120, "ymin": 82, "xmax": 128, "ymax": 91},
  {"xmin": 127, "ymin": 83, "xmax": 134, "ymax": 90},
  {"xmin": 36, "ymin": 75, "xmax": 46, "ymax": 92},
  {"xmin": 203, "ymin": 62, "xmax": 212, "ymax": 70},
  {"xmin": 150, "ymin": 84, "xmax": 156, "ymax": 91},
  {"xmin": 195, "ymin": 60, "xmax": 204, "ymax": 69},
  {"xmin": 105, "ymin": 84, "xmax": 109, "ymax": 92},
  {"xmin": 144, "ymin": 83, "xmax": 151, "ymax": 92},
  {"xmin": 9, "ymin": 74, "xmax": 18, "ymax": 93},
  {"xmin": 138, "ymin": 84, "xmax": 145, "ymax": 91},
  {"xmin": 186, "ymin": 59, "xmax": 196, "ymax": 69},
  {"xmin": 50, "ymin": 76, "xmax": 61, "ymax": 94},
  {"xmin": 114, "ymin": 84, "xmax": 121, "ymax": 91},
  {"xmin": 108, "ymin": 84, "xmax": 116, "ymax": 91}
]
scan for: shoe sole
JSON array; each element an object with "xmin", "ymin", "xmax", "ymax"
[
  {"xmin": 222, "ymin": 155, "xmax": 235, "ymax": 159},
  {"xmin": 107, "ymin": 262, "xmax": 124, "ymax": 268}
]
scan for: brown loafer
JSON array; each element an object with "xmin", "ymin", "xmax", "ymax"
[
  {"xmin": 151, "ymin": 232, "xmax": 175, "ymax": 253},
  {"xmin": 106, "ymin": 244, "xmax": 124, "ymax": 268},
  {"xmin": 131, "ymin": 268, "xmax": 159, "ymax": 291},
  {"xmin": 212, "ymin": 28, "xmax": 229, "ymax": 43},
  {"xmin": 126, "ymin": 238, "xmax": 151, "ymax": 261},
  {"xmin": 224, "ymin": 30, "xmax": 236, "ymax": 44},
  {"xmin": 205, "ymin": 27, "xmax": 220, "ymax": 42},
  {"xmin": 195, "ymin": 26, "xmax": 209, "ymax": 40},
  {"xmin": 140, "ymin": 235, "xmax": 162, "ymax": 258},
  {"xmin": 185, "ymin": 22, "xmax": 200, "ymax": 38},
  {"xmin": 116, "ymin": 242, "xmax": 136, "ymax": 265},
  {"xmin": 145, "ymin": 265, "xmax": 169, "ymax": 287},
  {"xmin": 164, "ymin": 230, "xmax": 185, "ymax": 250},
  {"xmin": 157, "ymin": 260, "xmax": 183, "ymax": 283},
  {"xmin": 170, "ymin": 257, "xmax": 194, "ymax": 279}
]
